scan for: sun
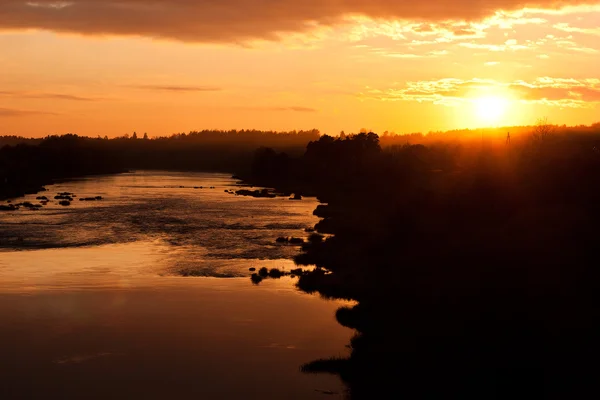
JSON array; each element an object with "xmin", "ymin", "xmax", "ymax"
[{"xmin": 474, "ymin": 96, "xmax": 508, "ymax": 125}]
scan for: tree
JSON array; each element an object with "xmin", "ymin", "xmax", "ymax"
[
  {"xmin": 132, "ymin": 132, "xmax": 138, "ymax": 140},
  {"xmin": 143, "ymin": 132, "xmax": 149, "ymax": 140},
  {"xmin": 533, "ymin": 117, "xmax": 553, "ymax": 142}
]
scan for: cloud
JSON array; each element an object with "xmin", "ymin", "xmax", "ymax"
[
  {"xmin": 129, "ymin": 85, "xmax": 222, "ymax": 92},
  {"xmin": 248, "ymin": 106, "xmax": 318, "ymax": 113},
  {"xmin": 459, "ymin": 39, "xmax": 530, "ymax": 52},
  {"xmin": 36, "ymin": 93, "xmax": 96, "ymax": 100},
  {"xmin": 565, "ymin": 46, "xmax": 599, "ymax": 53},
  {"xmin": 0, "ymin": 1, "xmax": 597, "ymax": 43},
  {"xmin": 380, "ymin": 53, "xmax": 423, "ymax": 59},
  {"xmin": 370, "ymin": 49, "xmax": 450, "ymax": 58},
  {"xmin": 347, "ymin": 18, "xmax": 489, "ymax": 43},
  {"xmin": 0, "ymin": 107, "xmax": 57, "ymax": 116},
  {"xmin": 281, "ymin": 106, "xmax": 317, "ymax": 112},
  {"xmin": 509, "ymin": 77, "xmax": 600, "ymax": 102},
  {"xmin": 554, "ymin": 22, "xmax": 600, "ymax": 35},
  {"xmin": 0, "ymin": 91, "xmax": 98, "ymax": 101},
  {"xmin": 453, "ymin": 28, "xmax": 479, "ymax": 36},
  {"xmin": 359, "ymin": 77, "xmax": 600, "ymax": 108}
]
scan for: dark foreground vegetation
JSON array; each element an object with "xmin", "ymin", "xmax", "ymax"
[
  {"xmin": 0, "ymin": 129, "xmax": 319, "ymax": 200},
  {"xmin": 246, "ymin": 122, "xmax": 600, "ymax": 398}
]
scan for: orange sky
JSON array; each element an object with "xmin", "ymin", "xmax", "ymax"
[{"xmin": 1, "ymin": 1, "xmax": 599, "ymax": 137}]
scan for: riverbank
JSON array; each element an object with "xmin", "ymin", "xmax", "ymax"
[
  {"xmin": 0, "ymin": 181, "xmax": 48, "ymax": 202},
  {"xmin": 0, "ymin": 168, "xmax": 130, "ymax": 204}
]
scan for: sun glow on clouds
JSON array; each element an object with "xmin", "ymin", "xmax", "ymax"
[
  {"xmin": 26, "ymin": 2, "xmax": 73, "ymax": 9},
  {"xmin": 360, "ymin": 78, "xmax": 600, "ymax": 108},
  {"xmin": 0, "ymin": 1, "xmax": 599, "ymax": 135}
]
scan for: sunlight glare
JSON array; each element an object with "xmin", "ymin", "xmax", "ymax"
[{"xmin": 474, "ymin": 96, "xmax": 509, "ymax": 125}]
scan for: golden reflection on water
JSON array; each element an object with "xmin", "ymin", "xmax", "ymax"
[
  {"xmin": 0, "ymin": 240, "xmax": 310, "ymax": 292},
  {"xmin": 0, "ymin": 172, "xmax": 352, "ymax": 399},
  {"xmin": 0, "ymin": 282, "xmax": 353, "ymax": 399},
  {"xmin": 1, "ymin": 171, "xmax": 322, "ymax": 277},
  {"xmin": 0, "ymin": 241, "xmax": 162, "ymax": 292}
]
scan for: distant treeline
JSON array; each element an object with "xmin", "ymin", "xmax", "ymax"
[
  {"xmin": 4, "ymin": 122, "xmax": 600, "ymax": 150},
  {"xmin": 3, "ymin": 123, "xmax": 600, "ymax": 201},
  {"xmin": 378, "ymin": 121, "xmax": 600, "ymax": 145},
  {"xmin": 0, "ymin": 129, "xmax": 320, "ymax": 200},
  {"xmin": 247, "ymin": 122, "xmax": 600, "ymax": 194},
  {"xmin": 246, "ymin": 125, "xmax": 600, "ymax": 397},
  {"xmin": 0, "ymin": 129, "xmax": 321, "ymax": 150},
  {"xmin": 0, "ymin": 135, "xmax": 43, "ymax": 149}
]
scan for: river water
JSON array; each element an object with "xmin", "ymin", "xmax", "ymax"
[{"xmin": 0, "ymin": 171, "xmax": 352, "ymax": 399}]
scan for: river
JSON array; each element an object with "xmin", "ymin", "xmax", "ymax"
[{"xmin": 0, "ymin": 171, "xmax": 352, "ymax": 399}]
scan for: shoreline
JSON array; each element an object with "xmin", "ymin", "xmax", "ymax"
[{"xmin": 1, "ymin": 169, "xmax": 131, "ymax": 202}]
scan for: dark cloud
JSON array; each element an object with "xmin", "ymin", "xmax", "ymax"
[
  {"xmin": 129, "ymin": 85, "xmax": 222, "ymax": 92},
  {"xmin": 35, "ymin": 93, "xmax": 97, "ymax": 101},
  {"xmin": 0, "ymin": 91, "xmax": 98, "ymax": 101},
  {"xmin": 277, "ymin": 106, "xmax": 318, "ymax": 112},
  {"xmin": 242, "ymin": 106, "xmax": 318, "ymax": 112},
  {"xmin": 412, "ymin": 24, "xmax": 436, "ymax": 33},
  {"xmin": 453, "ymin": 28, "xmax": 479, "ymax": 36},
  {"xmin": 0, "ymin": 107, "xmax": 57, "ymax": 117},
  {"xmin": 0, "ymin": 1, "xmax": 592, "ymax": 43}
]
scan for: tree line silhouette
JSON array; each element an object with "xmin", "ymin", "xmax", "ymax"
[
  {"xmin": 246, "ymin": 125, "xmax": 600, "ymax": 398},
  {"xmin": 0, "ymin": 129, "xmax": 319, "ymax": 200}
]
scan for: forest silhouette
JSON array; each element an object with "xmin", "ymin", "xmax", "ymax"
[
  {"xmin": 0, "ymin": 129, "xmax": 319, "ymax": 200},
  {"xmin": 2, "ymin": 123, "xmax": 600, "ymax": 397},
  {"xmin": 247, "ymin": 123, "xmax": 600, "ymax": 398}
]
